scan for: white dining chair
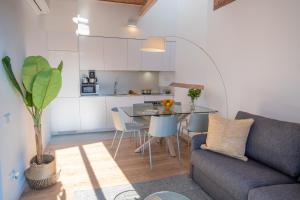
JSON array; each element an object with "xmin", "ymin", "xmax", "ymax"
[
  {"xmin": 181, "ymin": 113, "xmax": 208, "ymax": 149},
  {"xmin": 111, "ymin": 107, "xmax": 145, "ymax": 159},
  {"xmin": 147, "ymin": 115, "xmax": 179, "ymax": 169}
]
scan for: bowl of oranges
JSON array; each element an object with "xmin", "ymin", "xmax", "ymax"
[{"xmin": 162, "ymin": 99, "xmax": 174, "ymax": 111}]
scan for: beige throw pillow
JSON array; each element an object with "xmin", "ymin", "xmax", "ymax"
[{"xmin": 201, "ymin": 114, "xmax": 254, "ymax": 161}]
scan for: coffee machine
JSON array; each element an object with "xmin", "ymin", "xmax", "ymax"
[{"xmin": 81, "ymin": 70, "xmax": 99, "ymax": 95}]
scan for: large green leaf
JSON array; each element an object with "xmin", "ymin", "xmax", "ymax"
[
  {"xmin": 32, "ymin": 68, "xmax": 62, "ymax": 109},
  {"xmin": 57, "ymin": 61, "xmax": 63, "ymax": 72},
  {"xmin": 25, "ymin": 92, "xmax": 33, "ymax": 107},
  {"xmin": 2, "ymin": 56, "xmax": 24, "ymax": 97},
  {"xmin": 22, "ymin": 56, "xmax": 50, "ymax": 93}
]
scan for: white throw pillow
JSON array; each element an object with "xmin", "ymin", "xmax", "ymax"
[{"xmin": 201, "ymin": 114, "xmax": 254, "ymax": 161}]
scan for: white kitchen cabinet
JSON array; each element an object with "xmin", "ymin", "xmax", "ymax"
[
  {"xmin": 142, "ymin": 41, "xmax": 176, "ymax": 72},
  {"xmin": 144, "ymin": 95, "xmax": 174, "ymax": 102},
  {"xmin": 79, "ymin": 36, "xmax": 105, "ymax": 70},
  {"xmin": 106, "ymin": 96, "xmax": 144, "ymax": 129},
  {"xmin": 49, "ymin": 51, "xmax": 80, "ymax": 98},
  {"xmin": 103, "ymin": 38, "xmax": 127, "ymax": 70},
  {"xmin": 127, "ymin": 39, "xmax": 142, "ymax": 71},
  {"xmin": 79, "ymin": 97, "xmax": 107, "ymax": 131},
  {"xmin": 129, "ymin": 96, "xmax": 145, "ymax": 105},
  {"xmin": 50, "ymin": 98, "xmax": 81, "ymax": 134},
  {"xmin": 162, "ymin": 41, "xmax": 176, "ymax": 71},
  {"xmin": 141, "ymin": 38, "xmax": 163, "ymax": 71}
]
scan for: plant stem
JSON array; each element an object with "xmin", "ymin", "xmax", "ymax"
[{"xmin": 33, "ymin": 111, "xmax": 43, "ymax": 165}]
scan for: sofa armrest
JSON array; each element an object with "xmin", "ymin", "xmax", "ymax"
[{"xmin": 191, "ymin": 134, "xmax": 207, "ymax": 151}]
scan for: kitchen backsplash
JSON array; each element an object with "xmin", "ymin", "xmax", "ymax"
[{"xmin": 80, "ymin": 70, "xmax": 174, "ymax": 95}]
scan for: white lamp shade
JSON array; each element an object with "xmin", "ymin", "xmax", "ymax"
[{"xmin": 141, "ymin": 37, "xmax": 166, "ymax": 52}]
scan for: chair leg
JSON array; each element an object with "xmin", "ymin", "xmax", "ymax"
[
  {"xmin": 142, "ymin": 130, "xmax": 147, "ymax": 155},
  {"xmin": 176, "ymin": 130, "xmax": 181, "ymax": 161},
  {"xmin": 114, "ymin": 131, "xmax": 124, "ymax": 159},
  {"xmin": 187, "ymin": 131, "xmax": 190, "ymax": 150},
  {"xmin": 138, "ymin": 130, "xmax": 142, "ymax": 146},
  {"xmin": 149, "ymin": 137, "xmax": 152, "ymax": 169},
  {"xmin": 111, "ymin": 130, "xmax": 118, "ymax": 149}
]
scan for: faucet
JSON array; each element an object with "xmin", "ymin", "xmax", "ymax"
[{"xmin": 113, "ymin": 80, "xmax": 118, "ymax": 95}]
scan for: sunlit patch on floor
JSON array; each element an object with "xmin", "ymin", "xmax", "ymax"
[{"xmin": 21, "ymin": 133, "xmax": 189, "ymax": 200}]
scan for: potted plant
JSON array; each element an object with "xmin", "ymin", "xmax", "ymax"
[
  {"xmin": 2, "ymin": 56, "xmax": 63, "ymax": 190},
  {"xmin": 187, "ymin": 88, "xmax": 202, "ymax": 109}
]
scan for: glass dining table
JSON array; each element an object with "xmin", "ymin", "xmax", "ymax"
[
  {"xmin": 119, "ymin": 104, "xmax": 217, "ymax": 157},
  {"xmin": 120, "ymin": 104, "xmax": 217, "ymax": 118}
]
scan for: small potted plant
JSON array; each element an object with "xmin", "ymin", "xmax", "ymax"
[
  {"xmin": 2, "ymin": 56, "xmax": 63, "ymax": 190},
  {"xmin": 188, "ymin": 88, "xmax": 202, "ymax": 110}
]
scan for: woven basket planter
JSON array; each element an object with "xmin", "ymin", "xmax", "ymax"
[{"xmin": 25, "ymin": 154, "xmax": 59, "ymax": 190}]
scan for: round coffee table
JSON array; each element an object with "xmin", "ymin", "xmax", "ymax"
[{"xmin": 144, "ymin": 191, "xmax": 191, "ymax": 200}]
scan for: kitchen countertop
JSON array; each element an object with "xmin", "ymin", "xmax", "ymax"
[{"xmin": 80, "ymin": 93, "xmax": 174, "ymax": 97}]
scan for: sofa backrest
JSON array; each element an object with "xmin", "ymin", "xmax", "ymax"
[{"xmin": 235, "ymin": 111, "xmax": 300, "ymax": 178}]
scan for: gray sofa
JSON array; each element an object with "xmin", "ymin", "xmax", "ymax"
[{"xmin": 190, "ymin": 111, "xmax": 300, "ymax": 200}]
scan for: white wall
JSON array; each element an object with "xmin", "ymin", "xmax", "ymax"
[
  {"xmin": 0, "ymin": 0, "xmax": 49, "ymax": 199},
  {"xmin": 46, "ymin": 0, "xmax": 177, "ymax": 42},
  {"xmin": 175, "ymin": 0, "xmax": 300, "ymax": 123},
  {"xmin": 0, "ymin": 162, "xmax": 2, "ymax": 200}
]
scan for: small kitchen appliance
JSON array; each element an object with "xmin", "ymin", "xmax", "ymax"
[{"xmin": 81, "ymin": 70, "xmax": 99, "ymax": 95}]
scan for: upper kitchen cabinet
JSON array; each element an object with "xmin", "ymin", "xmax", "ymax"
[
  {"xmin": 127, "ymin": 39, "xmax": 142, "ymax": 71},
  {"xmin": 142, "ymin": 47, "xmax": 163, "ymax": 71},
  {"xmin": 79, "ymin": 36, "xmax": 105, "ymax": 70},
  {"xmin": 103, "ymin": 38, "xmax": 127, "ymax": 70},
  {"xmin": 142, "ymin": 40, "xmax": 176, "ymax": 72},
  {"xmin": 49, "ymin": 51, "xmax": 80, "ymax": 98},
  {"xmin": 162, "ymin": 41, "xmax": 176, "ymax": 71}
]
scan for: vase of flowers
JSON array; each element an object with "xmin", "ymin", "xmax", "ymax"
[{"xmin": 188, "ymin": 88, "xmax": 202, "ymax": 110}]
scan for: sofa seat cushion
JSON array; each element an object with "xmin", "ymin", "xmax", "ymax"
[
  {"xmin": 191, "ymin": 150, "xmax": 295, "ymax": 200},
  {"xmin": 248, "ymin": 184, "xmax": 300, "ymax": 200}
]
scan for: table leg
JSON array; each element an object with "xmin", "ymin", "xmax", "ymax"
[{"xmin": 135, "ymin": 137, "xmax": 153, "ymax": 153}]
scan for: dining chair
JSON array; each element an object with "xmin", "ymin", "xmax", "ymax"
[
  {"xmin": 147, "ymin": 115, "xmax": 179, "ymax": 169},
  {"xmin": 111, "ymin": 107, "xmax": 145, "ymax": 159},
  {"xmin": 133, "ymin": 103, "xmax": 154, "ymax": 146},
  {"xmin": 181, "ymin": 113, "xmax": 208, "ymax": 149}
]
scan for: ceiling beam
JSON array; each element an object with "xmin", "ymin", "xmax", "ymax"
[{"xmin": 139, "ymin": 0, "xmax": 157, "ymax": 16}]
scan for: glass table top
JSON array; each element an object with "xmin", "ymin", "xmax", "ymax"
[{"xmin": 120, "ymin": 104, "xmax": 217, "ymax": 117}]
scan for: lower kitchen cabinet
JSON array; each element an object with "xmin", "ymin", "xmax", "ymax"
[
  {"xmin": 106, "ymin": 96, "xmax": 144, "ymax": 129},
  {"xmin": 50, "ymin": 95, "xmax": 174, "ymax": 134},
  {"xmin": 79, "ymin": 97, "xmax": 106, "ymax": 131},
  {"xmin": 144, "ymin": 95, "xmax": 174, "ymax": 102},
  {"xmin": 50, "ymin": 98, "xmax": 81, "ymax": 134}
]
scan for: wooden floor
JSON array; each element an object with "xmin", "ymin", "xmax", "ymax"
[{"xmin": 21, "ymin": 132, "xmax": 190, "ymax": 200}]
